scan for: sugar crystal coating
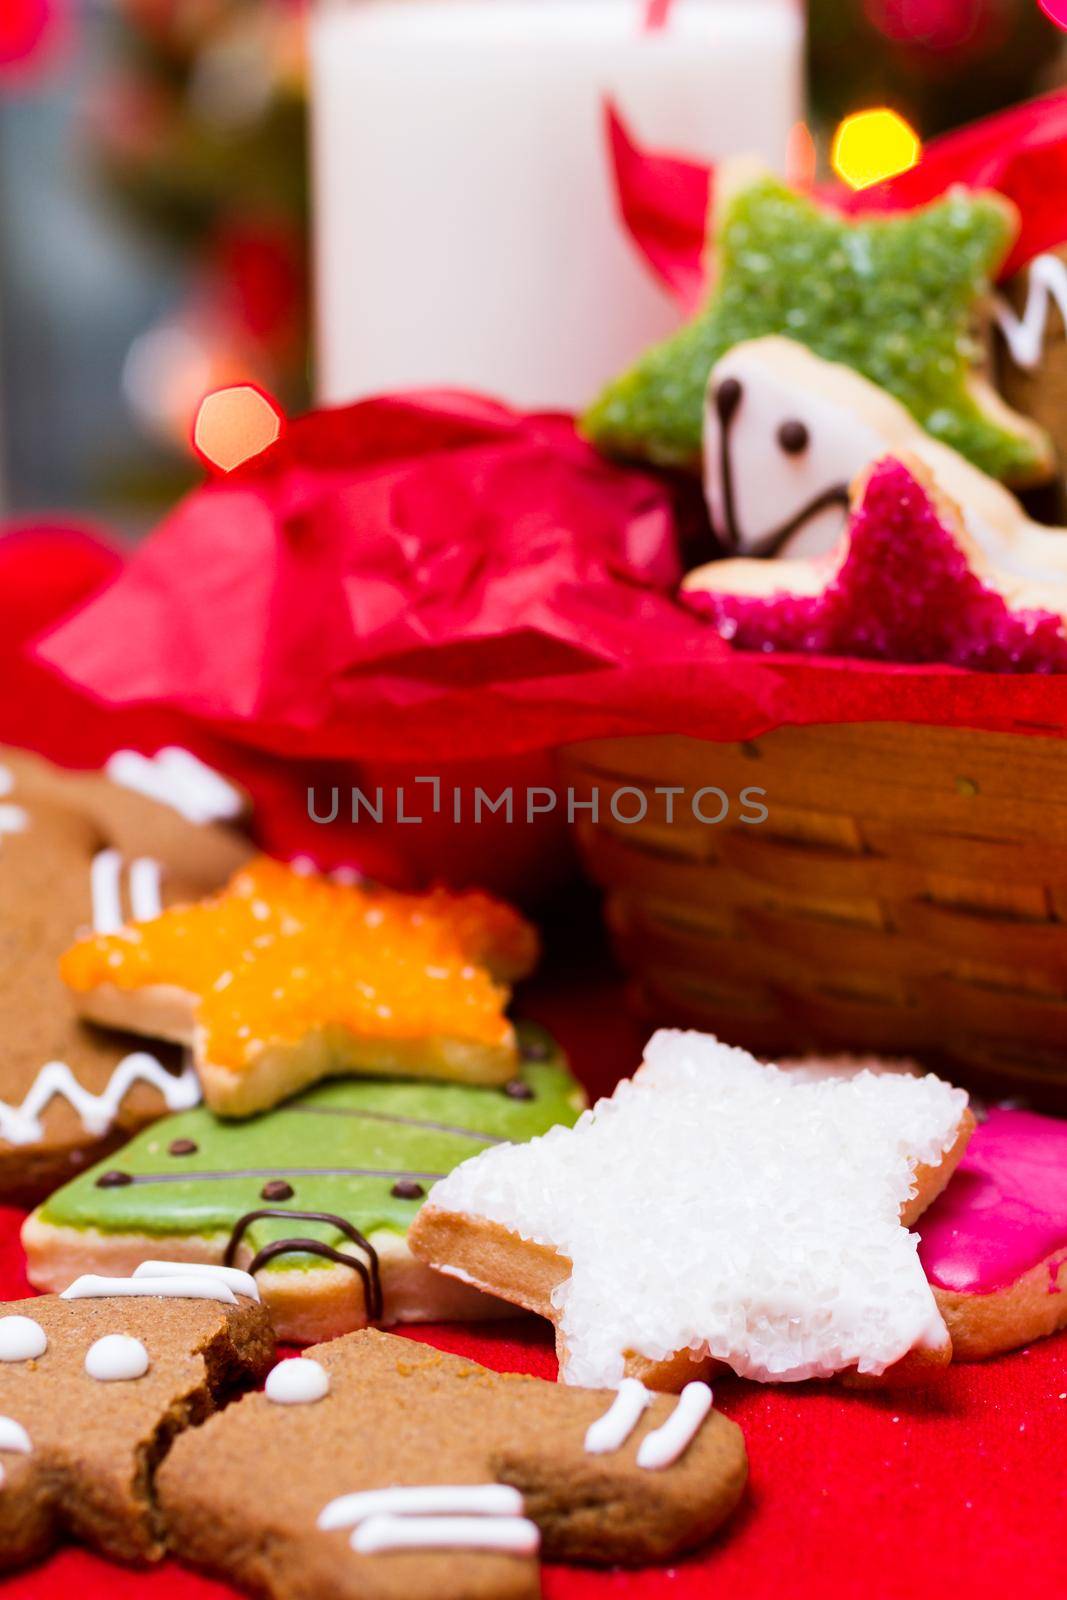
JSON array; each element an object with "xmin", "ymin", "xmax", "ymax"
[
  {"xmin": 685, "ymin": 458, "xmax": 1067, "ymax": 672},
  {"xmin": 428, "ymin": 1032, "xmax": 968, "ymax": 1386}
]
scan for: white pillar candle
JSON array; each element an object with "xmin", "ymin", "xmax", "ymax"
[{"xmin": 310, "ymin": 0, "xmax": 805, "ymax": 411}]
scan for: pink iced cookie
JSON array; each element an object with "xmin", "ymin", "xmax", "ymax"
[
  {"xmin": 683, "ymin": 456, "xmax": 1067, "ymax": 672},
  {"xmin": 919, "ymin": 1107, "xmax": 1067, "ymax": 1359}
]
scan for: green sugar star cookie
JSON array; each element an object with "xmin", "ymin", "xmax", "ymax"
[
  {"xmin": 24, "ymin": 1024, "xmax": 585, "ymax": 1343},
  {"xmin": 583, "ymin": 168, "xmax": 1051, "ymax": 486}
]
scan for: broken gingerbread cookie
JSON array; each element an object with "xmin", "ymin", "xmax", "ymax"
[
  {"xmin": 23, "ymin": 1026, "xmax": 585, "ymax": 1342},
  {"xmin": 410, "ymin": 1031, "xmax": 974, "ymax": 1389},
  {"xmin": 0, "ymin": 1262, "xmax": 272, "ymax": 1571},
  {"xmin": 60, "ymin": 855, "xmax": 540, "ymax": 1116},
  {"xmin": 158, "ymin": 1327, "xmax": 747, "ymax": 1600},
  {"xmin": 0, "ymin": 746, "xmax": 251, "ymax": 1202}
]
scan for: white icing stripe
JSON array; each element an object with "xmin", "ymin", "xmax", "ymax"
[
  {"xmin": 0, "ymin": 1418, "xmax": 32, "ymax": 1455},
  {"xmin": 352, "ymin": 1515, "xmax": 540, "ymax": 1557},
  {"xmin": 105, "ymin": 748, "xmax": 242, "ymax": 825},
  {"xmin": 134, "ymin": 1260, "xmax": 260, "ymax": 1302},
  {"xmin": 994, "ymin": 253, "xmax": 1067, "ymax": 371},
  {"xmin": 129, "ymin": 856, "xmax": 164, "ymax": 922},
  {"xmin": 319, "ymin": 1484, "xmax": 524, "ymax": 1531},
  {"xmin": 584, "ymin": 1379, "xmax": 652, "ymax": 1455},
  {"xmin": 90, "ymin": 849, "xmax": 125, "ymax": 934},
  {"xmin": 0, "ymin": 1055, "xmax": 201, "ymax": 1147},
  {"xmin": 61, "ymin": 1273, "xmax": 238, "ymax": 1306},
  {"xmin": 0, "ymin": 804, "xmax": 28, "ymax": 838},
  {"xmin": 85, "ymin": 1334, "xmax": 150, "ymax": 1382},
  {"xmin": 635, "ymin": 1383, "xmax": 713, "ymax": 1471}
]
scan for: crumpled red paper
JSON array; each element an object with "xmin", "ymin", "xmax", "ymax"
[
  {"xmin": 32, "ymin": 392, "xmax": 1067, "ymax": 766},
  {"xmin": 608, "ymin": 90, "xmax": 1067, "ymax": 308}
]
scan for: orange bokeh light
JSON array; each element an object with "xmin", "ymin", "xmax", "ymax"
[
  {"xmin": 831, "ymin": 108, "xmax": 922, "ymax": 192},
  {"xmin": 193, "ymin": 384, "xmax": 284, "ymax": 473}
]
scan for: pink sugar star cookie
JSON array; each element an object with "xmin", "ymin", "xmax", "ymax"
[{"xmin": 684, "ymin": 455, "xmax": 1067, "ymax": 671}]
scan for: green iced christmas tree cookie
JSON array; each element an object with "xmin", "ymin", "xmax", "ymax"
[
  {"xmin": 583, "ymin": 168, "xmax": 1051, "ymax": 486},
  {"xmin": 24, "ymin": 1024, "xmax": 584, "ymax": 1343}
]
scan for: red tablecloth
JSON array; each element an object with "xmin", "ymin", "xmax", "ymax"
[{"xmin": 3, "ymin": 526, "xmax": 1066, "ymax": 1597}]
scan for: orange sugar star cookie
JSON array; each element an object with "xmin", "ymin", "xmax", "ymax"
[{"xmin": 61, "ymin": 858, "xmax": 539, "ymax": 1117}]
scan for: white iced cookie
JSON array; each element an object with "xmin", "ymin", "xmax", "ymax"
[
  {"xmin": 412, "ymin": 1032, "xmax": 973, "ymax": 1389},
  {"xmin": 697, "ymin": 336, "xmax": 1067, "ymax": 583}
]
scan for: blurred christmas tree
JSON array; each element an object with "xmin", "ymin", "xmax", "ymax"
[
  {"xmin": 93, "ymin": 0, "xmax": 308, "ymax": 479},
  {"xmin": 810, "ymin": 0, "xmax": 1064, "ymax": 135}
]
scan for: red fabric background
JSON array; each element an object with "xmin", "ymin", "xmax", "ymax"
[{"xmin": 2, "ymin": 529, "xmax": 1066, "ymax": 1596}]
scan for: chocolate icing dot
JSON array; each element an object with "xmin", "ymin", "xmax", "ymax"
[
  {"xmin": 519, "ymin": 1034, "xmax": 551, "ymax": 1062},
  {"xmin": 777, "ymin": 419, "xmax": 810, "ymax": 455},
  {"xmin": 715, "ymin": 375, "xmax": 743, "ymax": 423},
  {"xmin": 503, "ymin": 1079, "xmax": 535, "ymax": 1101},
  {"xmin": 95, "ymin": 1170, "xmax": 132, "ymax": 1189},
  {"xmin": 390, "ymin": 1179, "xmax": 425, "ymax": 1200},
  {"xmin": 168, "ymin": 1138, "xmax": 198, "ymax": 1157},
  {"xmin": 261, "ymin": 1180, "xmax": 295, "ymax": 1202}
]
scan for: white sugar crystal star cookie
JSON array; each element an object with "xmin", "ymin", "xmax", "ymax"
[{"xmin": 410, "ymin": 1033, "xmax": 973, "ymax": 1388}]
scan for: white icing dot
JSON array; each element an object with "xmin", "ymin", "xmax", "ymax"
[
  {"xmin": 84, "ymin": 1334, "xmax": 150, "ymax": 1382},
  {"xmin": 265, "ymin": 1358, "xmax": 330, "ymax": 1405},
  {"xmin": 0, "ymin": 1417, "xmax": 32, "ymax": 1454},
  {"xmin": 0, "ymin": 1316, "xmax": 47, "ymax": 1362}
]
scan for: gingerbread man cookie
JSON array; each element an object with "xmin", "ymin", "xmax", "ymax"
[
  {"xmin": 158, "ymin": 1328, "xmax": 747, "ymax": 1600},
  {"xmin": 0, "ymin": 1264, "xmax": 272, "ymax": 1570},
  {"xmin": 60, "ymin": 856, "xmax": 540, "ymax": 1116},
  {"xmin": 0, "ymin": 746, "xmax": 251, "ymax": 1201},
  {"xmin": 411, "ymin": 1032, "xmax": 974, "ymax": 1389}
]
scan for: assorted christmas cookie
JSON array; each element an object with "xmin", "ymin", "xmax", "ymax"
[
  {"xmin": 0, "ymin": 746, "xmax": 250, "ymax": 1203},
  {"xmin": 60, "ymin": 855, "xmax": 540, "ymax": 1116},
  {"xmin": 583, "ymin": 161, "xmax": 1052, "ymax": 486},
  {"xmin": 23, "ymin": 1027, "xmax": 585, "ymax": 1343},
  {"xmin": 410, "ymin": 1031, "xmax": 973, "ymax": 1389},
  {"xmin": 995, "ymin": 246, "xmax": 1067, "ymax": 472},
  {"xmin": 699, "ymin": 336, "xmax": 1067, "ymax": 565},
  {"xmin": 684, "ymin": 456, "xmax": 1067, "ymax": 671},
  {"xmin": 0, "ymin": 1266, "xmax": 272, "ymax": 1570},
  {"xmin": 157, "ymin": 1327, "xmax": 747, "ymax": 1600},
  {"xmin": 918, "ymin": 1107, "xmax": 1067, "ymax": 1360}
]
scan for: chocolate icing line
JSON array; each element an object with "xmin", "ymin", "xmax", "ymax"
[
  {"xmin": 712, "ymin": 374, "xmax": 849, "ymax": 558},
  {"xmin": 223, "ymin": 1207, "xmax": 383, "ymax": 1319},
  {"xmin": 282, "ymin": 1103, "xmax": 505, "ymax": 1143},
  {"xmin": 122, "ymin": 1165, "xmax": 448, "ymax": 1184}
]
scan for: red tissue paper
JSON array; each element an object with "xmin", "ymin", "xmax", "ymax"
[
  {"xmin": 33, "ymin": 393, "xmax": 1067, "ymax": 768},
  {"xmin": 608, "ymin": 90, "xmax": 1067, "ymax": 307}
]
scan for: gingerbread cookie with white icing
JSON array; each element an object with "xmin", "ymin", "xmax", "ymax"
[
  {"xmin": 0, "ymin": 1263, "xmax": 272, "ymax": 1570},
  {"xmin": 0, "ymin": 745, "xmax": 250, "ymax": 1201},
  {"xmin": 158, "ymin": 1327, "xmax": 746, "ymax": 1600},
  {"xmin": 23, "ymin": 1026, "xmax": 585, "ymax": 1343},
  {"xmin": 996, "ymin": 247, "xmax": 1067, "ymax": 482},
  {"xmin": 410, "ymin": 1032, "xmax": 974, "ymax": 1389}
]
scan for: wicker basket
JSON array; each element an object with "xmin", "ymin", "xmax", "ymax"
[{"xmin": 559, "ymin": 723, "xmax": 1067, "ymax": 1109}]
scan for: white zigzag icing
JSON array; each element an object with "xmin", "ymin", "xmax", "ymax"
[
  {"xmin": 994, "ymin": 253, "xmax": 1067, "ymax": 371},
  {"xmin": 0, "ymin": 1056, "xmax": 201, "ymax": 1148}
]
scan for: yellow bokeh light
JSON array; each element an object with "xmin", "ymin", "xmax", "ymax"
[{"xmin": 831, "ymin": 109, "xmax": 921, "ymax": 192}]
